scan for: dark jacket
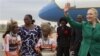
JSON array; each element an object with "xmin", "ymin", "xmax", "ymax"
[
  {"xmin": 57, "ymin": 26, "xmax": 71, "ymax": 47},
  {"xmin": 70, "ymin": 28, "xmax": 82, "ymax": 50}
]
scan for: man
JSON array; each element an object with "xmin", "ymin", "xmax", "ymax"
[{"xmin": 70, "ymin": 15, "xmax": 83, "ymax": 56}]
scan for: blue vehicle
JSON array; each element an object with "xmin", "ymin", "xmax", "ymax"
[{"xmin": 39, "ymin": 0, "xmax": 100, "ymax": 21}]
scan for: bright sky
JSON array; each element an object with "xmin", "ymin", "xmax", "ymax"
[{"xmin": 0, "ymin": 0, "xmax": 54, "ymax": 25}]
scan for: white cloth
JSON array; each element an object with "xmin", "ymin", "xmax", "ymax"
[{"xmin": 35, "ymin": 38, "xmax": 56, "ymax": 48}]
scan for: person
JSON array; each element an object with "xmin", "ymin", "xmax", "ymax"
[
  {"xmin": 70, "ymin": 15, "xmax": 83, "ymax": 56},
  {"xmin": 3, "ymin": 20, "xmax": 21, "ymax": 56},
  {"xmin": 35, "ymin": 22, "xmax": 56, "ymax": 56},
  {"xmin": 64, "ymin": 3, "xmax": 100, "ymax": 56},
  {"xmin": 19, "ymin": 14, "xmax": 41, "ymax": 56},
  {"xmin": 57, "ymin": 17, "xmax": 72, "ymax": 56}
]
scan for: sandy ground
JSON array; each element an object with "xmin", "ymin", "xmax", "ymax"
[
  {"xmin": 0, "ymin": 33, "xmax": 4, "ymax": 56},
  {"xmin": 0, "ymin": 51, "xmax": 4, "ymax": 56},
  {"xmin": 0, "ymin": 41, "xmax": 4, "ymax": 56}
]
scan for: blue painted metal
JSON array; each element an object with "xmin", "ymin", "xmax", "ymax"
[{"xmin": 39, "ymin": 2, "xmax": 100, "ymax": 21}]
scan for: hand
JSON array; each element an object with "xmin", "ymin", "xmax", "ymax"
[
  {"xmin": 70, "ymin": 51, "xmax": 75, "ymax": 56},
  {"xmin": 64, "ymin": 3, "xmax": 71, "ymax": 13},
  {"xmin": 52, "ymin": 48, "xmax": 56, "ymax": 52},
  {"xmin": 35, "ymin": 47, "xmax": 40, "ymax": 53}
]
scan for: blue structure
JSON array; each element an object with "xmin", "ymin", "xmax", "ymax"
[{"xmin": 39, "ymin": 1, "xmax": 100, "ymax": 21}]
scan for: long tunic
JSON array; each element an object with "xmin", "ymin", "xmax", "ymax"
[
  {"xmin": 65, "ymin": 16, "xmax": 100, "ymax": 56},
  {"xmin": 19, "ymin": 25, "xmax": 41, "ymax": 56}
]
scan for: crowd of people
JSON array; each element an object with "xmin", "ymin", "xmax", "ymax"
[{"xmin": 2, "ymin": 3, "xmax": 100, "ymax": 56}]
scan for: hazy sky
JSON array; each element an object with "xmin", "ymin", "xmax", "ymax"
[{"xmin": 0, "ymin": 0, "xmax": 53, "ymax": 25}]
